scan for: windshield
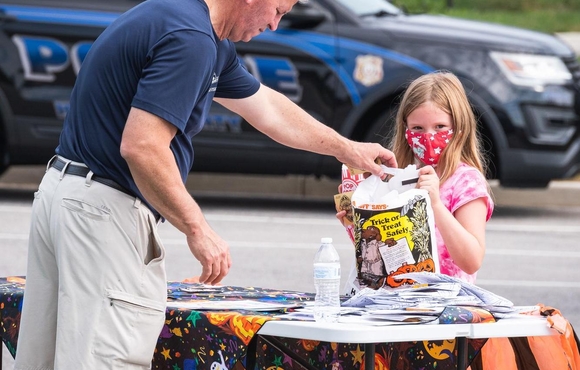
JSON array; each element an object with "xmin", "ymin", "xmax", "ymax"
[{"xmin": 335, "ymin": 0, "xmax": 402, "ymax": 16}]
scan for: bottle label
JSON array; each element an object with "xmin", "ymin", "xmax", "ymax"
[{"xmin": 313, "ymin": 264, "xmax": 340, "ymax": 279}]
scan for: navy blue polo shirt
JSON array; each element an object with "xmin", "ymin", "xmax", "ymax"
[{"xmin": 57, "ymin": 0, "xmax": 260, "ymax": 211}]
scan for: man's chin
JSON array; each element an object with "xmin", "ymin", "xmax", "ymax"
[
  {"xmin": 231, "ymin": 36, "xmax": 251, "ymax": 43},
  {"xmin": 229, "ymin": 31, "xmax": 260, "ymax": 43},
  {"xmin": 244, "ymin": 31, "xmax": 263, "ymax": 42},
  {"xmin": 244, "ymin": 36, "xmax": 256, "ymax": 42}
]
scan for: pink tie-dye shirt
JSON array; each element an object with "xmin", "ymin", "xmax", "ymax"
[{"xmin": 436, "ymin": 162, "xmax": 494, "ymax": 283}]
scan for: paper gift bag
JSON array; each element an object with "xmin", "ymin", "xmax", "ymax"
[{"xmin": 348, "ymin": 165, "xmax": 439, "ymax": 291}]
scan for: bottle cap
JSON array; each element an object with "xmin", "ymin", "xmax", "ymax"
[{"xmin": 320, "ymin": 237, "xmax": 333, "ymax": 244}]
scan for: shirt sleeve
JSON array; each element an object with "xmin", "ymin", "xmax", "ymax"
[
  {"xmin": 214, "ymin": 40, "xmax": 260, "ymax": 99},
  {"xmin": 132, "ymin": 30, "xmax": 216, "ymax": 132},
  {"xmin": 448, "ymin": 166, "xmax": 494, "ymax": 221}
]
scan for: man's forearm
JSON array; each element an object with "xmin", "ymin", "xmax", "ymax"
[
  {"xmin": 217, "ymin": 85, "xmax": 350, "ymax": 156},
  {"xmin": 215, "ymin": 85, "xmax": 396, "ymax": 175}
]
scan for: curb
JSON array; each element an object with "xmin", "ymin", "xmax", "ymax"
[
  {"xmin": 183, "ymin": 174, "xmax": 580, "ymax": 209},
  {"xmin": 2, "ymin": 168, "xmax": 580, "ymax": 209},
  {"xmin": 487, "ymin": 179, "xmax": 580, "ymax": 209}
]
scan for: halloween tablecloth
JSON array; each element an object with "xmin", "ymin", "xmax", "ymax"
[{"xmin": 1, "ymin": 277, "xmax": 495, "ymax": 370}]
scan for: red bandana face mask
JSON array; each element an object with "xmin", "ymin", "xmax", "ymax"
[{"xmin": 405, "ymin": 129, "xmax": 453, "ymax": 166}]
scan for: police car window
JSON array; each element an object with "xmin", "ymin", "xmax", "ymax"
[{"xmin": 335, "ymin": 0, "xmax": 401, "ymax": 17}]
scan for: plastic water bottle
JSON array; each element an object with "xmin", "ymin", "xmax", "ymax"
[{"xmin": 313, "ymin": 237, "xmax": 341, "ymax": 323}]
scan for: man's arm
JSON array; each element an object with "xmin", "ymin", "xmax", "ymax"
[
  {"xmin": 214, "ymin": 84, "xmax": 397, "ymax": 177},
  {"xmin": 120, "ymin": 107, "xmax": 231, "ymax": 285}
]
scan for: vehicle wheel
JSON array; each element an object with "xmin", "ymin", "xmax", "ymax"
[{"xmin": 362, "ymin": 108, "xmax": 397, "ymax": 147}]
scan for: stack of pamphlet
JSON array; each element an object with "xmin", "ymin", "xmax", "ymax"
[
  {"xmin": 391, "ymin": 272, "xmax": 515, "ymax": 313},
  {"xmin": 278, "ymin": 272, "xmax": 516, "ymax": 324},
  {"xmin": 166, "ymin": 283, "xmax": 312, "ymax": 312}
]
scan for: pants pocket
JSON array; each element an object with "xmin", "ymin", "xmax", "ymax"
[
  {"xmin": 61, "ymin": 198, "xmax": 111, "ymax": 221},
  {"xmin": 144, "ymin": 213, "xmax": 165, "ymax": 266},
  {"xmin": 92, "ymin": 289, "xmax": 166, "ymax": 368}
]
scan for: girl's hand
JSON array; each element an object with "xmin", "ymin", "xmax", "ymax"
[
  {"xmin": 336, "ymin": 210, "xmax": 348, "ymax": 227},
  {"xmin": 417, "ymin": 165, "xmax": 441, "ymax": 205}
]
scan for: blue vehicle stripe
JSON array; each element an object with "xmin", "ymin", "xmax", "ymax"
[
  {"xmin": 256, "ymin": 30, "xmax": 433, "ymax": 105},
  {"xmin": 255, "ymin": 31, "xmax": 362, "ymax": 104},
  {"xmin": 0, "ymin": 5, "xmax": 119, "ymax": 27},
  {"xmin": 290, "ymin": 30, "xmax": 434, "ymax": 74}
]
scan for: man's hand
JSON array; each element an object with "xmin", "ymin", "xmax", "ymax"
[
  {"xmin": 186, "ymin": 221, "xmax": 232, "ymax": 285},
  {"xmin": 122, "ymin": 107, "xmax": 233, "ymax": 285},
  {"xmin": 337, "ymin": 141, "xmax": 398, "ymax": 179}
]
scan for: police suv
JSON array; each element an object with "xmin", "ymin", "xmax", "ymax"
[{"xmin": 1, "ymin": 0, "xmax": 579, "ymax": 187}]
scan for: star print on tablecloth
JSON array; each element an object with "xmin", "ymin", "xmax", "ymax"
[
  {"xmin": 186, "ymin": 310, "xmax": 203, "ymax": 326},
  {"xmin": 272, "ymin": 354, "xmax": 283, "ymax": 367},
  {"xmin": 351, "ymin": 344, "xmax": 364, "ymax": 365},
  {"xmin": 161, "ymin": 347, "xmax": 171, "ymax": 360},
  {"xmin": 283, "ymin": 352, "xmax": 293, "ymax": 366}
]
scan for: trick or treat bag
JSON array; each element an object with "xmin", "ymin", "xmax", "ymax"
[{"xmin": 348, "ymin": 165, "xmax": 439, "ymax": 292}]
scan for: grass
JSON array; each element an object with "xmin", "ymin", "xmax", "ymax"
[
  {"xmin": 392, "ymin": 0, "xmax": 580, "ymax": 34},
  {"xmin": 443, "ymin": 9, "xmax": 580, "ymax": 34}
]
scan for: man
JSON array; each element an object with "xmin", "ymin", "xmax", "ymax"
[{"xmin": 15, "ymin": 0, "xmax": 397, "ymax": 368}]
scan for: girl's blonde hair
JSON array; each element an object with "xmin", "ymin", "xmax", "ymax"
[{"xmin": 389, "ymin": 71, "xmax": 487, "ymax": 184}]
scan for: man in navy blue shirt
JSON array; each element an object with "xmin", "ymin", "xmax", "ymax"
[{"xmin": 15, "ymin": 0, "xmax": 397, "ymax": 368}]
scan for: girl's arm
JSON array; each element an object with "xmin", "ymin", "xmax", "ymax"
[
  {"xmin": 432, "ymin": 198, "xmax": 488, "ymax": 274},
  {"xmin": 417, "ymin": 165, "xmax": 487, "ymax": 274}
]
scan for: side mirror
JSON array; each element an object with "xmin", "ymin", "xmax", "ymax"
[{"xmin": 281, "ymin": 3, "xmax": 328, "ymax": 29}]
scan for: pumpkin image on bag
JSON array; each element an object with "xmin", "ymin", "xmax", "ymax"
[{"xmin": 350, "ymin": 165, "xmax": 440, "ymax": 290}]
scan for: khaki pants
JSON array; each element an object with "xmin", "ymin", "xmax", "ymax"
[{"xmin": 15, "ymin": 157, "xmax": 167, "ymax": 370}]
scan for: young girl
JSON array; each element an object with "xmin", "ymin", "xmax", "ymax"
[{"xmin": 339, "ymin": 71, "xmax": 494, "ymax": 283}]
